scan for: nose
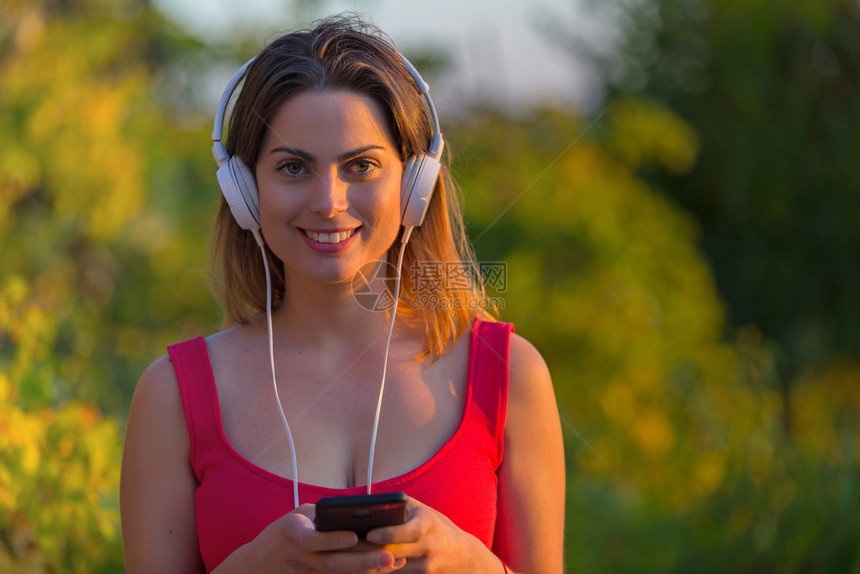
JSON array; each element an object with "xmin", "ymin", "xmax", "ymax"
[{"xmin": 309, "ymin": 170, "xmax": 349, "ymax": 217}]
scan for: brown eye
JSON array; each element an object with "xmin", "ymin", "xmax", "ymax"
[
  {"xmin": 278, "ymin": 160, "xmax": 306, "ymax": 178},
  {"xmin": 350, "ymin": 158, "xmax": 380, "ymax": 175}
]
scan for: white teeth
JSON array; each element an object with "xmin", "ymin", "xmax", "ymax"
[{"xmin": 304, "ymin": 229, "xmax": 356, "ymax": 244}]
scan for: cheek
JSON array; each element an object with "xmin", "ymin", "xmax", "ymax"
[
  {"xmin": 257, "ymin": 174, "xmax": 297, "ymax": 211},
  {"xmin": 363, "ymin": 183, "xmax": 403, "ymax": 230},
  {"xmin": 257, "ymin": 187, "xmax": 301, "ymax": 237},
  {"xmin": 350, "ymin": 169, "xmax": 402, "ymax": 216}
]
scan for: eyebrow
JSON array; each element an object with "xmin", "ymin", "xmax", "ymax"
[{"xmin": 268, "ymin": 145, "xmax": 387, "ymax": 163}]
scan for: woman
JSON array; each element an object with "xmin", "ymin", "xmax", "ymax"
[{"xmin": 121, "ymin": 15, "xmax": 565, "ymax": 573}]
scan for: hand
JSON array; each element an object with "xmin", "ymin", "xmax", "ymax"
[
  {"xmin": 362, "ymin": 497, "xmax": 495, "ymax": 574},
  {"xmin": 214, "ymin": 503, "xmax": 404, "ymax": 573}
]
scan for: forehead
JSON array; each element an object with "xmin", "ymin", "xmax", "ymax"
[{"xmin": 261, "ymin": 90, "xmax": 397, "ymax": 154}]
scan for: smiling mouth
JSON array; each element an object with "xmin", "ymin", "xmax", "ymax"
[{"xmin": 301, "ymin": 228, "xmax": 359, "ymax": 244}]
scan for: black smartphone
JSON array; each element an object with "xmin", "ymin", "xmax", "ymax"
[{"xmin": 315, "ymin": 492, "xmax": 408, "ymax": 538}]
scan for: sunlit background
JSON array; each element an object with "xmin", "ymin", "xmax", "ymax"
[{"xmin": 2, "ymin": 0, "xmax": 860, "ymax": 572}]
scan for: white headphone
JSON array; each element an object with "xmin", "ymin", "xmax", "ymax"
[{"xmin": 211, "ymin": 54, "xmax": 445, "ymax": 238}]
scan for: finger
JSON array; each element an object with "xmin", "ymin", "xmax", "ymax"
[
  {"xmin": 300, "ymin": 528, "xmax": 361, "ymax": 553},
  {"xmin": 348, "ymin": 539, "xmax": 416, "ymax": 566},
  {"xmin": 309, "ymin": 548, "xmax": 399, "ymax": 572},
  {"xmin": 350, "ymin": 539, "xmax": 390, "ymax": 552},
  {"xmin": 365, "ymin": 524, "xmax": 418, "ymax": 546},
  {"xmin": 365, "ymin": 506, "xmax": 429, "ymax": 546},
  {"xmin": 277, "ymin": 510, "xmax": 360, "ymax": 553},
  {"xmin": 293, "ymin": 502, "xmax": 318, "ymax": 521}
]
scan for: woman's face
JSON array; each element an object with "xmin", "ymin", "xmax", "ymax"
[{"xmin": 255, "ymin": 90, "xmax": 404, "ymax": 289}]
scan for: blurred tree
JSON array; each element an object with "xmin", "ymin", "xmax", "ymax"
[
  {"xmin": 0, "ymin": 0, "xmax": 231, "ymax": 569},
  {"xmin": 0, "ymin": 375, "xmax": 123, "ymax": 573},
  {"xmin": 529, "ymin": 0, "xmax": 860, "ymax": 569},
  {"xmin": 547, "ymin": 0, "xmax": 860, "ymax": 427},
  {"xmin": 0, "ymin": 0, "xmax": 227, "ymax": 413}
]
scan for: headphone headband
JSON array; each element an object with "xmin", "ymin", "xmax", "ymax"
[
  {"xmin": 211, "ymin": 57, "xmax": 255, "ymax": 167},
  {"xmin": 398, "ymin": 56, "xmax": 444, "ymax": 159}
]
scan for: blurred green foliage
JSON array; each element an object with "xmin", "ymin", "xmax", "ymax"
[
  {"xmin": 0, "ymin": 0, "xmax": 858, "ymax": 571},
  {"xmin": 1, "ymin": 0, "xmax": 222, "ymax": 569},
  {"xmin": 565, "ymin": 0, "xmax": 860, "ymax": 386},
  {"xmin": 535, "ymin": 0, "xmax": 860, "ymax": 569}
]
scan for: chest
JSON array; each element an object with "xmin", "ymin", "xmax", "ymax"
[{"xmin": 212, "ymin": 340, "xmax": 470, "ymax": 489}]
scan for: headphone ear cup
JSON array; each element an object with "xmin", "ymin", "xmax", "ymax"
[
  {"xmin": 217, "ymin": 155, "xmax": 261, "ymax": 231},
  {"xmin": 400, "ymin": 154, "xmax": 441, "ymax": 229}
]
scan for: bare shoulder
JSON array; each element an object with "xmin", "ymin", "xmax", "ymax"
[
  {"xmin": 205, "ymin": 322, "xmax": 252, "ymax": 351},
  {"xmin": 201, "ymin": 323, "xmax": 262, "ymax": 391},
  {"xmin": 139, "ymin": 353, "xmax": 178, "ymax": 387},
  {"xmin": 130, "ymin": 353, "xmax": 182, "ymax": 420},
  {"xmin": 130, "ymin": 325, "xmax": 249, "ymax": 420},
  {"xmin": 506, "ymin": 332, "xmax": 555, "ymax": 408},
  {"xmin": 124, "ymin": 352, "xmax": 188, "ymax": 464},
  {"xmin": 494, "ymin": 331, "xmax": 565, "ymax": 572},
  {"xmin": 123, "ymin": 351, "xmax": 190, "ymax": 479},
  {"xmin": 503, "ymin": 332, "xmax": 562, "ymax": 446}
]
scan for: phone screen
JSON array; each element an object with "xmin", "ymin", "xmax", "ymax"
[{"xmin": 315, "ymin": 492, "xmax": 408, "ymax": 538}]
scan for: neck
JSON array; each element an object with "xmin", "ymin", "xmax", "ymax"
[{"xmin": 272, "ymin": 271, "xmax": 401, "ymax": 352}]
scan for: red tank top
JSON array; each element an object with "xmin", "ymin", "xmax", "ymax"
[{"xmin": 168, "ymin": 319, "xmax": 512, "ymax": 572}]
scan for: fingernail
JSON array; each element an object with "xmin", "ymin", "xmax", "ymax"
[{"xmin": 378, "ymin": 553, "xmax": 394, "ymax": 567}]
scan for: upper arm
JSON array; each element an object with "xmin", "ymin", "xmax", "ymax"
[
  {"xmin": 494, "ymin": 333, "xmax": 566, "ymax": 574},
  {"xmin": 120, "ymin": 355, "xmax": 204, "ymax": 573}
]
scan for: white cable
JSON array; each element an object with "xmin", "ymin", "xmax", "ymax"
[
  {"xmin": 366, "ymin": 230, "xmax": 410, "ymax": 493},
  {"xmin": 253, "ymin": 227, "xmax": 408, "ymax": 502},
  {"xmin": 253, "ymin": 229, "xmax": 300, "ymax": 509}
]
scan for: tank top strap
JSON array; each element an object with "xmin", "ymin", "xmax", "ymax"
[
  {"xmin": 167, "ymin": 336, "xmax": 220, "ymax": 483},
  {"xmin": 468, "ymin": 319, "xmax": 514, "ymax": 463}
]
